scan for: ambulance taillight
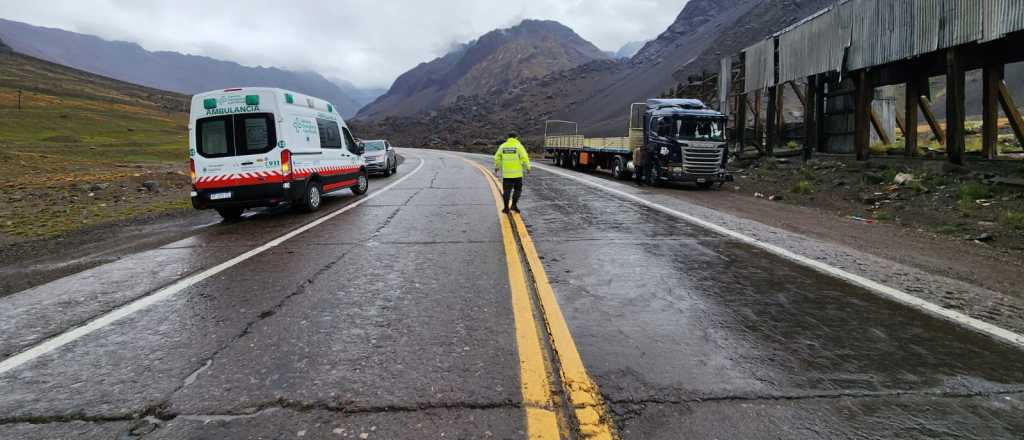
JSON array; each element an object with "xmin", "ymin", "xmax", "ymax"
[
  {"xmin": 281, "ymin": 149, "xmax": 291, "ymax": 177},
  {"xmin": 189, "ymin": 159, "xmax": 197, "ymax": 184}
]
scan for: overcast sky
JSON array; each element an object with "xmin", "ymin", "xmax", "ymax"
[{"xmin": 1, "ymin": 0, "xmax": 686, "ymax": 90}]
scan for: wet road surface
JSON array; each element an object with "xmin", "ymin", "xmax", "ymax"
[{"xmin": 2, "ymin": 149, "xmax": 1023, "ymax": 439}]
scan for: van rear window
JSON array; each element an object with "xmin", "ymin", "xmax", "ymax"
[{"xmin": 196, "ymin": 113, "xmax": 276, "ymax": 158}]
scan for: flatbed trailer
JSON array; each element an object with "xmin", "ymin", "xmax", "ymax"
[{"xmin": 544, "ymin": 100, "xmax": 733, "ymax": 188}]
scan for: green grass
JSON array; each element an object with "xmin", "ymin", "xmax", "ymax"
[
  {"xmin": 791, "ymin": 180, "xmax": 815, "ymax": 195},
  {"xmin": 959, "ymin": 182, "xmax": 994, "ymax": 202},
  {"xmin": 873, "ymin": 211, "xmax": 894, "ymax": 221},
  {"xmin": 1002, "ymin": 211, "xmax": 1024, "ymax": 230}
]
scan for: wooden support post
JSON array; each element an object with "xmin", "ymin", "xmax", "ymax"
[
  {"xmin": 736, "ymin": 93, "xmax": 747, "ymax": 153},
  {"xmin": 895, "ymin": 112, "xmax": 906, "ymax": 136},
  {"xmin": 804, "ymin": 75, "xmax": 817, "ymax": 160},
  {"xmin": 998, "ymin": 79, "xmax": 1024, "ymax": 149},
  {"xmin": 919, "ymin": 96, "xmax": 945, "ymax": 145},
  {"xmin": 754, "ymin": 92, "xmax": 764, "ymax": 154},
  {"xmin": 767, "ymin": 86, "xmax": 778, "ymax": 155},
  {"xmin": 854, "ymin": 70, "xmax": 872, "ymax": 161},
  {"xmin": 983, "ymin": 64, "xmax": 1004, "ymax": 159},
  {"xmin": 789, "ymin": 81, "xmax": 807, "ymax": 108},
  {"xmin": 946, "ymin": 47, "xmax": 966, "ymax": 165},
  {"xmin": 815, "ymin": 76, "xmax": 827, "ymax": 153},
  {"xmin": 870, "ymin": 109, "xmax": 892, "ymax": 145},
  {"xmin": 904, "ymin": 78, "xmax": 920, "ymax": 156},
  {"xmin": 777, "ymin": 86, "xmax": 785, "ymax": 146}
]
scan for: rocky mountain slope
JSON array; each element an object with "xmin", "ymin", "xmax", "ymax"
[
  {"xmin": 356, "ymin": 0, "xmax": 837, "ymax": 145},
  {"xmin": 357, "ymin": 19, "xmax": 609, "ymax": 119},
  {"xmin": 0, "ymin": 18, "xmax": 370, "ymax": 117}
]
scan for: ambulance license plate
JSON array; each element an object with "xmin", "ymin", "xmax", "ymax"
[{"xmin": 209, "ymin": 192, "xmax": 232, "ymax": 201}]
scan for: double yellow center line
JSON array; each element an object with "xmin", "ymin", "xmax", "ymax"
[{"xmin": 466, "ymin": 159, "xmax": 617, "ymax": 440}]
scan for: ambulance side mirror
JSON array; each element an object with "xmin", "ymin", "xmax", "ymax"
[{"xmin": 353, "ymin": 141, "xmax": 365, "ymax": 156}]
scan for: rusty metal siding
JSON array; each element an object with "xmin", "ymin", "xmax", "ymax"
[
  {"xmin": 719, "ymin": 57, "xmax": 731, "ymax": 113},
  {"xmin": 743, "ymin": 39, "xmax": 775, "ymax": 94}
]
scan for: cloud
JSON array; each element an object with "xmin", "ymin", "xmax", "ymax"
[{"xmin": 0, "ymin": 0, "xmax": 687, "ymax": 89}]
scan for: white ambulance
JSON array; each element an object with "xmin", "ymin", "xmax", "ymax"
[{"xmin": 188, "ymin": 87, "xmax": 367, "ymax": 220}]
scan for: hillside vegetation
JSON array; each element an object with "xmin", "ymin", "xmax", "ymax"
[{"xmin": 0, "ymin": 48, "xmax": 193, "ymax": 241}]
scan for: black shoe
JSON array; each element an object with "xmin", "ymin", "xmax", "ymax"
[
  {"xmin": 501, "ymin": 208, "xmax": 510, "ymax": 214},
  {"xmin": 511, "ymin": 206, "xmax": 520, "ymax": 213}
]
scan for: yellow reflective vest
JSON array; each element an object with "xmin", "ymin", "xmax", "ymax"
[{"xmin": 494, "ymin": 138, "xmax": 531, "ymax": 179}]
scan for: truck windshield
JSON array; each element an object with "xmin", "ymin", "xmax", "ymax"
[
  {"xmin": 675, "ymin": 118, "xmax": 724, "ymax": 142},
  {"xmin": 196, "ymin": 113, "xmax": 276, "ymax": 158}
]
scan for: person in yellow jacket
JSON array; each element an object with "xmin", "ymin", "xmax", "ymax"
[{"xmin": 493, "ymin": 133, "xmax": 531, "ymax": 214}]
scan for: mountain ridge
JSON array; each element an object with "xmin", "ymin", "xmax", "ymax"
[
  {"xmin": 0, "ymin": 18, "xmax": 374, "ymax": 117},
  {"xmin": 357, "ymin": 19, "xmax": 609, "ymax": 119}
]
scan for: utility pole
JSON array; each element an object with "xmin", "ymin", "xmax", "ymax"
[{"xmin": 17, "ymin": 89, "xmax": 22, "ymax": 110}]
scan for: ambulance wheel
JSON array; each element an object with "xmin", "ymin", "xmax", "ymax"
[
  {"xmin": 302, "ymin": 181, "xmax": 323, "ymax": 212},
  {"xmin": 216, "ymin": 208, "xmax": 244, "ymax": 222},
  {"xmin": 351, "ymin": 172, "xmax": 369, "ymax": 195}
]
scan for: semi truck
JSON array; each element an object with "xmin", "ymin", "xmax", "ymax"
[{"xmin": 543, "ymin": 99, "xmax": 733, "ymax": 188}]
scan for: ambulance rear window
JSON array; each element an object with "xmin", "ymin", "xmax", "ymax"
[{"xmin": 196, "ymin": 113, "xmax": 276, "ymax": 158}]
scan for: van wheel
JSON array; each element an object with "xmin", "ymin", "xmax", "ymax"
[
  {"xmin": 383, "ymin": 160, "xmax": 393, "ymax": 177},
  {"xmin": 302, "ymin": 181, "xmax": 323, "ymax": 212},
  {"xmin": 351, "ymin": 172, "xmax": 369, "ymax": 195},
  {"xmin": 391, "ymin": 160, "xmax": 398, "ymax": 175},
  {"xmin": 216, "ymin": 208, "xmax": 244, "ymax": 222}
]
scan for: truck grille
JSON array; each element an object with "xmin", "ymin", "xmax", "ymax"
[{"xmin": 682, "ymin": 146, "xmax": 723, "ymax": 175}]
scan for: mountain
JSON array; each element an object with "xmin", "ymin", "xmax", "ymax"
[
  {"xmin": 614, "ymin": 41, "xmax": 646, "ymax": 59},
  {"xmin": 0, "ymin": 18, "xmax": 369, "ymax": 118},
  {"xmin": 0, "ymin": 37, "xmax": 10, "ymax": 54},
  {"xmin": 331, "ymin": 77, "xmax": 387, "ymax": 108},
  {"xmin": 354, "ymin": 0, "xmax": 839, "ymax": 147},
  {"xmin": 357, "ymin": 19, "xmax": 609, "ymax": 118}
]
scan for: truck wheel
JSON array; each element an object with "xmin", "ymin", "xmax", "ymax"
[
  {"xmin": 570, "ymin": 153, "xmax": 579, "ymax": 169},
  {"xmin": 351, "ymin": 172, "xmax": 369, "ymax": 195},
  {"xmin": 646, "ymin": 167, "xmax": 661, "ymax": 187},
  {"xmin": 302, "ymin": 181, "xmax": 323, "ymax": 212},
  {"xmin": 216, "ymin": 207, "xmax": 244, "ymax": 222}
]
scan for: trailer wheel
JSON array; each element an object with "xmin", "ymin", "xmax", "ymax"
[
  {"xmin": 570, "ymin": 152, "xmax": 579, "ymax": 169},
  {"xmin": 612, "ymin": 157, "xmax": 631, "ymax": 180}
]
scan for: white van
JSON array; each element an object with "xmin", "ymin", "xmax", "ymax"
[{"xmin": 188, "ymin": 87, "xmax": 367, "ymax": 220}]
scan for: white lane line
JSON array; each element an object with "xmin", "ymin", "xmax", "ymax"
[
  {"xmin": 0, "ymin": 157, "xmax": 426, "ymax": 376},
  {"xmin": 533, "ymin": 163, "xmax": 1024, "ymax": 349}
]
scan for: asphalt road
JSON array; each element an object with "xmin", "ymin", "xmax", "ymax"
[{"xmin": 2, "ymin": 149, "xmax": 1023, "ymax": 439}]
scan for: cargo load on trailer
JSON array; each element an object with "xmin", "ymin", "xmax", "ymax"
[{"xmin": 544, "ymin": 99, "xmax": 733, "ymax": 188}]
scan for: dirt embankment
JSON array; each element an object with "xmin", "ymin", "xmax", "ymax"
[{"xmin": 729, "ymin": 156, "xmax": 1024, "ymax": 253}]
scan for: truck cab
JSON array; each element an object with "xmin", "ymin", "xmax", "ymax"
[{"xmin": 635, "ymin": 99, "xmax": 733, "ymax": 187}]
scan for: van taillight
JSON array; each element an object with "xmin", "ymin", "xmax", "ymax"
[
  {"xmin": 281, "ymin": 149, "xmax": 291, "ymax": 177},
  {"xmin": 189, "ymin": 159, "xmax": 197, "ymax": 184}
]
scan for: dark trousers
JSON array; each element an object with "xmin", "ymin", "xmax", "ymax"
[{"xmin": 502, "ymin": 177, "xmax": 523, "ymax": 210}]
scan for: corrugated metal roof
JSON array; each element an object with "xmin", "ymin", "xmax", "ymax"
[
  {"xmin": 743, "ymin": 39, "xmax": 775, "ymax": 94},
  {"xmin": 748, "ymin": 0, "xmax": 1024, "ymax": 91},
  {"xmin": 983, "ymin": 0, "xmax": 1024, "ymax": 42}
]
